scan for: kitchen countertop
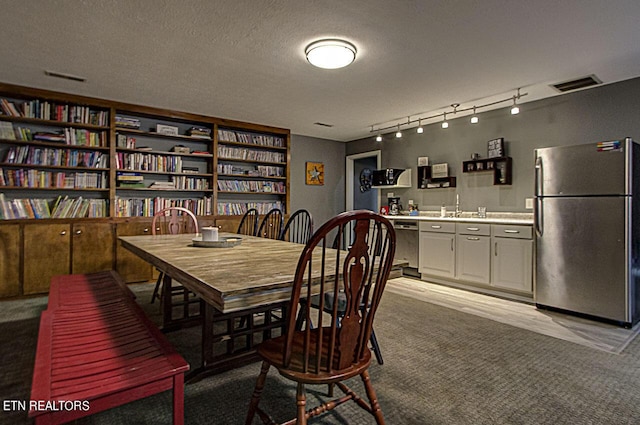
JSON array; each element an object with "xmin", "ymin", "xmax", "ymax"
[{"xmin": 383, "ymin": 212, "xmax": 533, "ymax": 225}]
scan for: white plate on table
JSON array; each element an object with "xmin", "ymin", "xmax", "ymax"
[{"xmin": 191, "ymin": 236, "xmax": 242, "ymax": 248}]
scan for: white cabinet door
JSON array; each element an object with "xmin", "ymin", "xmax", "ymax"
[
  {"xmin": 455, "ymin": 235, "xmax": 490, "ymax": 284},
  {"xmin": 419, "ymin": 231, "xmax": 455, "ymax": 278},
  {"xmin": 491, "ymin": 237, "xmax": 533, "ymax": 293}
]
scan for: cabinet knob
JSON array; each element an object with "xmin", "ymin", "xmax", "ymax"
[
  {"xmin": 60, "ymin": 230, "xmax": 67, "ymax": 236},
  {"xmin": 75, "ymin": 230, "xmax": 82, "ymax": 235}
]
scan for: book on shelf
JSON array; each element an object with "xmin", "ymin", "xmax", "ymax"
[
  {"xmin": 186, "ymin": 126, "xmax": 212, "ymax": 139},
  {"xmin": 136, "ymin": 146, "xmax": 153, "ymax": 151},
  {"xmin": 0, "ymin": 121, "xmax": 16, "ymax": 140},
  {"xmin": 115, "ymin": 116, "xmax": 140, "ymax": 129},
  {"xmin": 117, "ymin": 182, "xmax": 146, "ymax": 188},
  {"xmin": 116, "ymin": 171, "xmax": 143, "ymax": 181},
  {"xmin": 148, "ymin": 181, "xmax": 176, "ymax": 190},
  {"xmin": 182, "ymin": 167, "xmax": 200, "ymax": 174},
  {"xmin": 191, "ymin": 150, "xmax": 209, "ymax": 155}
]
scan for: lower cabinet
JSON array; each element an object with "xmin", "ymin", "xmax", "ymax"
[
  {"xmin": 215, "ymin": 217, "xmax": 241, "ymax": 233},
  {"xmin": 491, "ymin": 225, "xmax": 533, "ymax": 293},
  {"xmin": 0, "ymin": 225, "xmax": 20, "ymax": 297},
  {"xmin": 115, "ymin": 221, "xmax": 153, "ymax": 283},
  {"xmin": 419, "ymin": 221, "xmax": 456, "ymax": 279},
  {"xmin": 455, "ymin": 223, "xmax": 491, "ymax": 284},
  {"xmin": 72, "ymin": 222, "xmax": 114, "ymax": 274},
  {"xmin": 419, "ymin": 220, "xmax": 533, "ymax": 296},
  {"xmin": 23, "ymin": 223, "xmax": 71, "ymax": 295}
]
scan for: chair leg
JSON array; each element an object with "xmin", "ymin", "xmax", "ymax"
[
  {"xmin": 245, "ymin": 361, "xmax": 270, "ymax": 425},
  {"xmin": 360, "ymin": 369, "xmax": 385, "ymax": 425},
  {"xmin": 370, "ymin": 328, "xmax": 384, "ymax": 365},
  {"xmin": 296, "ymin": 382, "xmax": 308, "ymax": 425},
  {"xmin": 151, "ymin": 271, "xmax": 164, "ymax": 303}
]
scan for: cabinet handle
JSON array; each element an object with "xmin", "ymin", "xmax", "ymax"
[
  {"xmin": 431, "ymin": 225, "xmax": 442, "ymax": 229},
  {"xmin": 143, "ymin": 228, "xmax": 149, "ymax": 233},
  {"xmin": 466, "ymin": 227, "xmax": 480, "ymax": 231},
  {"xmin": 75, "ymin": 230, "xmax": 82, "ymax": 235},
  {"xmin": 60, "ymin": 230, "xmax": 67, "ymax": 236},
  {"xmin": 504, "ymin": 229, "xmax": 520, "ymax": 233},
  {"xmin": 495, "ymin": 241, "xmax": 498, "ymax": 256},
  {"xmin": 451, "ymin": 239, "xmax": 454, "ymax": 251},
  {"xmin": 467, "ymin": 237, "xmax": 480, "ymax": 241}
]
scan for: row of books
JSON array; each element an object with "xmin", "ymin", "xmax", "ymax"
[
  {"xmin": 0, "ymin": 194, "xmax": 107, "ymax": 219},
  {"xmin": 216, "ymin": 164, "xmax": 284, "ymax": 177},
  {"xmin": 218, "ymin": 146, "xmax": 285, "ymax": 163},
  {"xmin": 115, "ymin": 152, "xmax": 183, "ymax": 172},
  {"xmin": 0, "ymin": 99, "xmax": 109, "ymax": 126},
  {"xmin": 171, "ymin": 176, "xmax": 210, "ymax": 190},
  {"xmin": 3, "ymin": 146, "xmax": 108, "ymax": 168},
  {"xmin": 0, "ymin": 194, "xmax": 51, "ymax": 219},
  {"xmin": 115, "ymin": 116, "xmax": 140, "ymax": 129},
  {"xmin": 217, "ymin": 129, "xmax": 284, "ymax": 147},
  {"xmin": 116, "ymin": 134, "xmax": 137, "ymax": 149},
  {"xmin": 0, "ymin": 168, "xmax": 108, "ymax": 189},
  {"xmin": 216, "ymin": 201, "xmax": 284, "ymax": 216},
  {"xmin": 217, "ymin": 180, "xmax": 285, "ymax": 193},
  {"xmin": 114, "ymin": 196, "xmax": 212, "ymax": 217},
  {"xmin": 51, "ymin": 196, "xmax": 107, "ymax": 218}
]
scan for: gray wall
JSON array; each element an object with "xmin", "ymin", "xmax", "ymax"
[
  {"xmin": 290, "ymin": 134, "xmax": 346, "ymax": 228},
  {"xmin": 346, "ymin": 77, "xmax": 640, "ymax": 213}
]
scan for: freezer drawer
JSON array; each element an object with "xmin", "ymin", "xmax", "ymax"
[{"xmin": 535, "ymin": 196, "xmax": 629, "ymax": 322}]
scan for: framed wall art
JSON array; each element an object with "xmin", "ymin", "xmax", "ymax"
[{"xmin": 305, "ymin": 161, "xmax": 324, "ymax": 185}]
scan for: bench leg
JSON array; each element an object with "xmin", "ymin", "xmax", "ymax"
[{"xmin": 173, "ymin": 373, "xmax": 185, "ymax": 425}]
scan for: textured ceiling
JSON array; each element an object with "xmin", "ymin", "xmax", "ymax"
[{"xmin": 0, "ymin": 0, "xmax": 639, "ymax": 142}]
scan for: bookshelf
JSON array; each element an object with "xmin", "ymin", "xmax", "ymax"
[
  {"xmin": 0, "ymin": 82, "xmax": 290, "ymax": 295},
  {"xmin": 462, "ymin": 156, "xmax": 512, "ymax": 185}
]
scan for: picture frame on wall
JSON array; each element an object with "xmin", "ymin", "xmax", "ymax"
[
  {"xmin": 305, "ymin": 161, "xmax": 324, "ymax": 185},
  {"xmin": 487, "ymin": 138, "xmax": 505, "ymax": 158}
]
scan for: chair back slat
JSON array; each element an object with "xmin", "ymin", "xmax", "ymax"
[
  {"xmin": 258, "ymin": 208, "xmax": 284, "ymax": 239},
  {"xmin": 151, "ymin": 207, "xmax": 199, "ymax": 236},
  {"xmin": 281, "ymin": 209, "xmax": 313, "ymax": 243},
  {"xmin": 237, "ymin": 208, "xmax": 259, "ymax": 236},
  {"xmin": 284, "ymin": 210, "xmax": 396, "ymax": 375}
]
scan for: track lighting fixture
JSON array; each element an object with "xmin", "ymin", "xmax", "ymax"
[
  {"xmin": 470, "ymin": 106, "xmax": 479, "ymax": 124},
  {"xmin": 368, "ymin": 88, "xmax": 526, "ymax": 137},
  {"xmin": 441, "ymin": 112, "xmax": 449, "ymax": 129}
]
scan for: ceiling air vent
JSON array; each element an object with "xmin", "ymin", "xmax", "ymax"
[
  {"xmin": 313, "ymin": 122, "xmax": 334, "ymax": 128},
  {"xmin": 551, "ymin": 75, "xmax": 601, "ymax": 93}
]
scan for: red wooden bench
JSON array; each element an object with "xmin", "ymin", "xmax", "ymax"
[{"xmin": 29, "ymin": 271, "xmax": 189, "ymax": 425}]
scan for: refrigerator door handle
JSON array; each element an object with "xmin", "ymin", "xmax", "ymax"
[{"xmin": 535, "ymin": 156, "xmax": 543, "ymax": 237}]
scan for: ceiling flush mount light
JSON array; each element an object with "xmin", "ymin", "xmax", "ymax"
[{"xmin": 305, "ymin": 39, "xmax": 357, "ymax": 69}]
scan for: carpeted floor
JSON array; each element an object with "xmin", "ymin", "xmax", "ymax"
[{"xmin": 2, "ymin": 282, "xmax": 640, "ymax": 424}]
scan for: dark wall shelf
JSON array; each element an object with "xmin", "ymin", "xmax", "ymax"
[
  {"xmin": 418, "ymin": 165, "xmax": 456, "ymax": 189},
  {"xmin": 462, "ymin": 156, "xmax": 512, "ymax": 185}
]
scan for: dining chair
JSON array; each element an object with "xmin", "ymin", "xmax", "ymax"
[
  {"xmin": 237, "ymin": 208, "xmax": 259, "ymax": 236},
  {"xmin": 257, "ymin": 208, "xmax": 284, "ymax": 239},
  {"xmin": 150, "ymin": 207, "xmax": 199, "ymax": 318},
  {"xmin": 279, "ymin": 209, "xmax": 313, "ymax": 244},
  {"xmin": 245, "ymin": 210, "xmax": 396, "ymax": 425}
]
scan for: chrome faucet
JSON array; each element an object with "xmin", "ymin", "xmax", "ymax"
[{"xmin": 455, "ymin": 194, "xmax": 461, "ymax": 217}]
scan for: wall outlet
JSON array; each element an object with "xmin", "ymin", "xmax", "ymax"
[
  {"xmin": 525, "ymin": 198, "xmax": 534, "ymax": 209},
  {"xmin": 387, "ymin": 192, "xmax": 394, "ymax": 198},
  {"xmin": 408, "ymin": 199, "xmax": 414, "ymax": 205}
]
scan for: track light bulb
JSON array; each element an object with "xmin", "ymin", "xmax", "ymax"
[
  {"xmin": 470, "ymin": 106, "xmax": 479, "ymax": 124},
  {"xmin": 417, "ymin": 118, "xmax": 424, "ymax": 133},
  {"xmin": 395, "ymin": 124, "xmax": 402, "ymax": 138},
  {"xmin": 376, "ymin": 134, "xmax": 382, "ymax": 142},
  {"xmin": 442, "ymin": 112, "xmax": 448, "ymax": 129},
  {"xmin": 510, "ymin": 96, "xmax": 519, "ymax": 115}
]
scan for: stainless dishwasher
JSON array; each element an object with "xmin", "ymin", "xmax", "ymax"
[{"xmin": 392, "ymin": 219, "xmax": 420, "ymax": 277}]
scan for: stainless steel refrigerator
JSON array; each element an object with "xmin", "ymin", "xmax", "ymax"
[{"xmin": 534, "ymin": 137, "xmax": 640, "ymax": 327}]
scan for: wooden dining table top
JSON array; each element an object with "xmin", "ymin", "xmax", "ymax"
[{"xmin": 119, "ymin": 233, "xmax": 327, "ymax": 313}]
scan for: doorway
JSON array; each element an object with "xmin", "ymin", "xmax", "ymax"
[{"xmin": 346, "ymin": 150, "xmax": 381, "ymax": 212}]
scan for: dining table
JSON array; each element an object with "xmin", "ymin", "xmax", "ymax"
[{"xmin": 119, "ymin": 232, "xmax": 406, "ymax": 381}]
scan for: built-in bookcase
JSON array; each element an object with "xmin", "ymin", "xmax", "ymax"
[
  {"xmin": 0, "ymin": 83, "xmax": 290, "ymax": 220},
  {"xmin": 216, "ymin": 127, "xmax": 288, "ymax": 215}
]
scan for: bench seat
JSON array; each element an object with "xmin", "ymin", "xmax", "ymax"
[{"xmin": 29, "ymin": 271, "xmax": 189, "ymax": 425}]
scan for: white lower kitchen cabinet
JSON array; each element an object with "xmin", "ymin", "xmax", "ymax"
[
  {"xmin": 456, "ymin": 234, "xmax": 491, "ymax": 284},
  {"xmin": 491, "ymin": 224, "xmax": 533, "ymax": 293},
  {"xmin": 419, "ymin": 221, "xmax": 456, "ymax": 279}
]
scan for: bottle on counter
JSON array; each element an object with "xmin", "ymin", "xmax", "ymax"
[{"xmin": 440, "ymin": 204, "xmax": 447, "ymax": 217}]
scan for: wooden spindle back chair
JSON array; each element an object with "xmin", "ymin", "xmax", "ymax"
[
  {"xmin": 257, "ymin": 208, "xmax": 284, "ymax": 239},
  {"xmin": 150, "ymin": 207, "xmax": 200, "ymax": 323},
  {"xmin": 280, "ymin": 209, "xmax": 313, "ymax": 244},
  {"xmin": 246, "ymin": 210, "xmax": 396, "ymax": 425},
  {"xmin": 237, "ymin": 208, "xmax": 259, "ymax": 236}
]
